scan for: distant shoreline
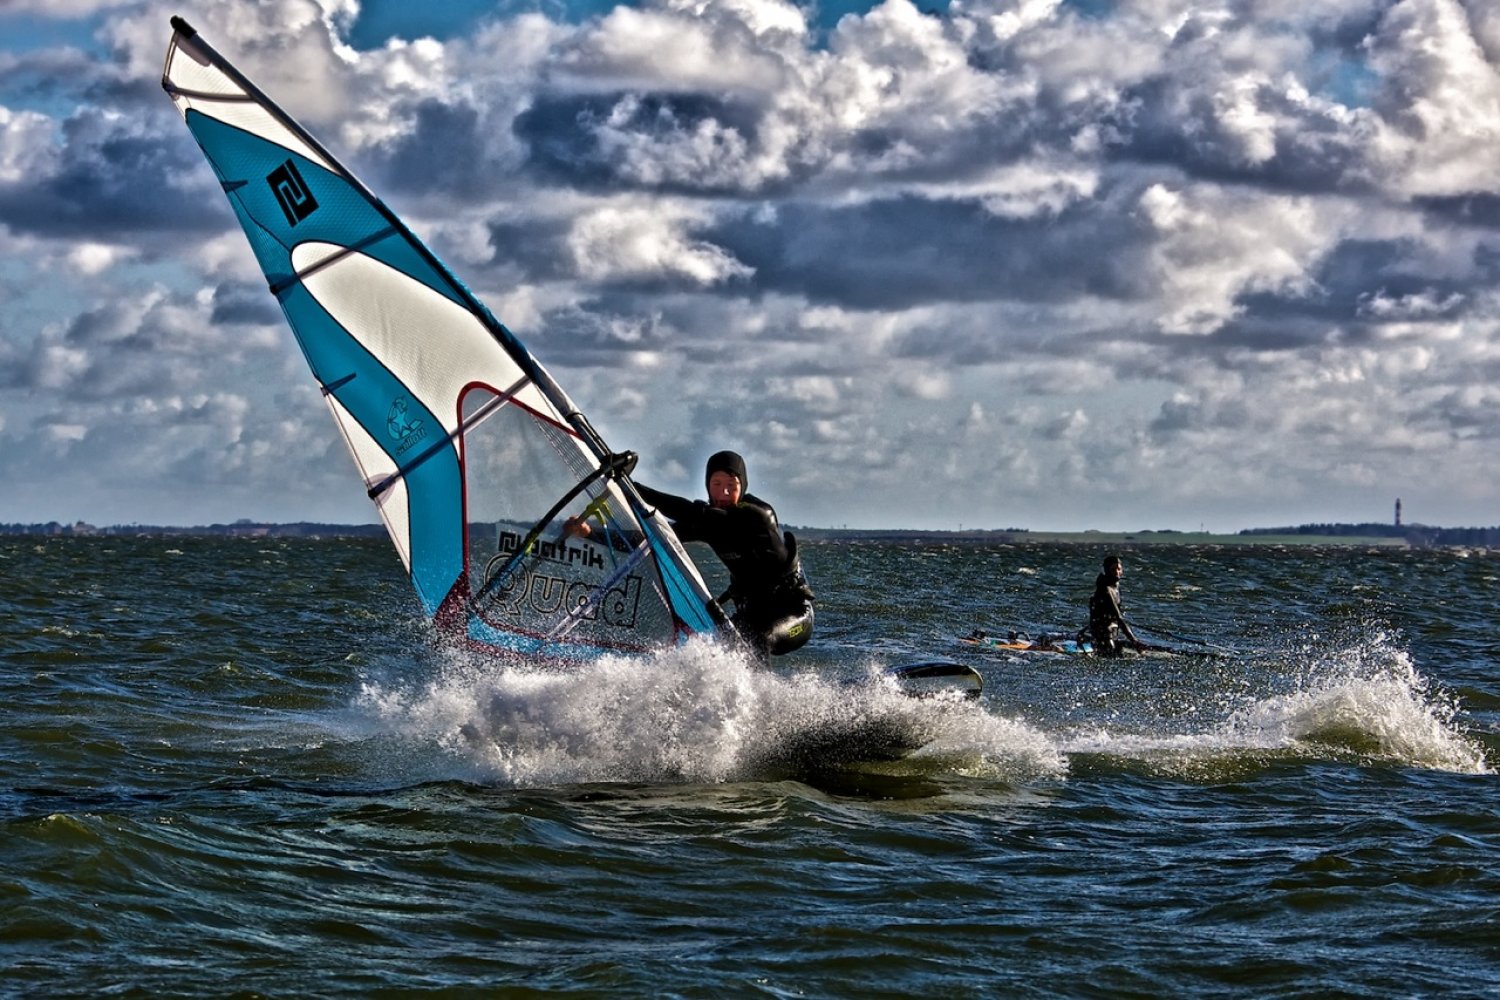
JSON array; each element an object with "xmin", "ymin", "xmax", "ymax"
[
  {"xmin": 793, "ymin": 527, "xmax": 1486, "ymax": 548},
  {"xmin": 793, "ymin": 528, "xmax": 1418, "ymax": 547},
  {"xmin": 4, "ymin": 520, "xmax": 1497, "ymax": 548}
]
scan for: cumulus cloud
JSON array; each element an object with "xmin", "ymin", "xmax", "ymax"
[
  {"xmin": 3, "ymin": 0, "xmax": 136, "ymax": 15},
  {"xmin": 1365, "ymin": 0, "xmax": 1500, "ymax": 197},
  {"xmin": 552, "ymin": 2, "xmax": 799, "ymax": 94},
  {"xmin": 566, "ymin": 201, "xmax": 756, "ymax": 285},
  {"xmin": 1134, "ymin": 182, "xmax": 1337, "ymax": 334},
  {"xmin": 0, "ymin": 106, "xmax": 56, "ymax": 184},
  {"xmin": 1, "ymin": 0, "xmax": 1499, "ymax": 530}
]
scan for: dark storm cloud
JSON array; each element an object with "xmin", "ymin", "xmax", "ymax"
[
  {"xmin": 483, "ymin": 215, "xmax": 573, "ymax": 281},
  {"xmin": 1198, "ymin": 313, "xmax": 1340, "ymax": 354},
  {"xmin": 209, "ymin": 281, "xmax": 281, "ymax": 326},
  {"xmin": 708, "ymin": 193, "xmax": 1145, "ymax": 311},
  {"xmin": 374, "ymin": 98, "xmax": 501, "ymax": 199},
  {"xmin": 522, "ymin": 289, "xmax": 744, "ymax": 369},
  {"xmin": 513, "ymin": 94, "xmax": 622, "ymax": 188},
  {"xmin": 1166, "ymin": 232, "xmax": 1486, "ymax": 358},
  {"xmin": 525, "ymin": 299, "xmax": 672, "ymax": 367},
  {"xmin": 1148, "ymin": 392, "xmax": 1253, "ymax": 437},
  {"xmin": 0, "ymin": 44, "xmax": 98, "ymax": 104},
  {"xmin": 1412, "ymin": 386, "xmax": 1500, "ymax": 438},
  {"xmin": 1413, "ymin": 193, "xmax": 1500, "ymax": 229},
  {"xmin": 515, "ymin": 91, "xmax": 765, "ymax": 193},
  {"xmin": 5, "ymin": 284, "xmax": 281, "ymax": 405},
  {"xmin": 1202, "ymin": 239, "xmax": 1437, "ymax": 350},
  {"xmin": 1106, "ymin": 71, "xmax": 1373, "ymax": 196},
  {"xmin": 0, "ymin": 106, "xmax": 226, "ymax": 238},
  {"xmin": 515, "ymin": 88, "xmax": 1053, "ymax": 200}
]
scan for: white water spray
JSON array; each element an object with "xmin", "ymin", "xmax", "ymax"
[{"xmin": 358, "ymin": 637, "xmax": 1064, "ymax": 787}]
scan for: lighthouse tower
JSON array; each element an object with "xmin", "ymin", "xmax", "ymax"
[{"xmin": 1395, "ymin": 498, "xmax": 1402, "ymax": 527}]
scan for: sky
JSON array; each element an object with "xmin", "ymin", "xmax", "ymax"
[{"xmin": 1, "ymin": 0, "xmax": 1499, "ymax": 533}]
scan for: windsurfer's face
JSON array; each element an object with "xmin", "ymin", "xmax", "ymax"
[{"xmin": 707, "ymin": 471, "xmax": 742, "ymax": 508}]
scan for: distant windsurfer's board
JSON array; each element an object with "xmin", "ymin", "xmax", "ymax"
[
  {"xmin": 959, "ymin": 631, "xmax": 1208, "ymax": 659},
  {"xmin": 960, "ymin": 632, "xmax": 1092, "ymax": 655}
]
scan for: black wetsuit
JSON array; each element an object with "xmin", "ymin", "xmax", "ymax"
[
  {"xmin": 636, "ymin": 484, "xmax": 814, "ymax": 658},
  {"xmin": 1088, "ymin": 571, "xmax": 1129, "ymax": 657}
]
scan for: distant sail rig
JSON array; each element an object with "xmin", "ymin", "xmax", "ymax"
[{"xmin": 161, "ymin": 17, "xmax": 729, "ymax": 660}]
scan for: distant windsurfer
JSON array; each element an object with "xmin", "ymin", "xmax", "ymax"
[
  {"xmin": 1088, "ymin": 555, "xmax": 1144, "ymax": 657},
  {"xmin": 566, "ymin": 450, "xmax": 814, "ymax": 659}
]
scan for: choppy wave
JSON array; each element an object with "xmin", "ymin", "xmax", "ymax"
[{"xmin": 5, "ymin": 537, "xmax": 1499, "ymax": 998}]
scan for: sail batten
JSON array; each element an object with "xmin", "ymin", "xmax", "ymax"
[
  {"xmin": 162, "ymin": 18, "xmax": 729, "ymax": 658},
  {"xmin": 271, "ymin": 230, "xmax": 401, "ymax": 296}
]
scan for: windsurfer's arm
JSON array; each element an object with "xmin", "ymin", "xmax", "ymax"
[
  {"xmin": 1111, "ymin": 593, "xmax": 1144, "ymax": 649},
  {"xmin": 635, "ymin": 483, "xmax": 703, "ymax": 523}
]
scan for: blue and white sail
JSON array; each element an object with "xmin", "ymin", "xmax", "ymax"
[{"xmin": 161, "ymin": 17, "xmax": 727, "ymax": 660}]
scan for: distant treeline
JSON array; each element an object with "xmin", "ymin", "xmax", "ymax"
[
  {"xmin": 1239, "ymin": 523, "xmax": 1500, "ymax": 547},
  {"xmin": 0, "ymin": 521, "xmax": 387, "ymax": 538}
]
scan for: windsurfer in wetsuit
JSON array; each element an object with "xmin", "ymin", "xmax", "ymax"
[
  {"xmin": 1088, "ymin": 554, "xmax": 1144, "ymax": 657},
  {"xmin": 628, "ymin": 451, "xmax": 814, "ymax": 659}
]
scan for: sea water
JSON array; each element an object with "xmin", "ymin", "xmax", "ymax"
[{"xmin": 1, "ymin": 536, "xmax": 1495, "ymax": 996}]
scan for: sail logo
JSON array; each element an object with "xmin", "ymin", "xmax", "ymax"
[
  {"xmin": 267, "ymin": 159, "xmax": 318, "ymax": 226},
  {"xmin": 484, "ymin": 531, "xmax": 640, "ymax": 628},
  {"xmin": 386, "ymin": 397, "xmax": 427, "ymax": 455},
  {"xmin": 485, "ymin": 570, "xmax": 643, "ymax": 629},
  {"xmin": 496, "ymin": 530, "xmax": 604, "ymax": 571}
]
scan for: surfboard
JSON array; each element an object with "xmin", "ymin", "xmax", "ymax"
[{"xmin": 884, "ymin": 660, "xmax": 984, "ymax": 699}]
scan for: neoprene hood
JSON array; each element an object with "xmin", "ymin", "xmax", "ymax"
[{"xmin": 705, "ymin": 450, "xmax": 748, "ymax": 493}]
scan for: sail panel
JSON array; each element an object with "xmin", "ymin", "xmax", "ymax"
[
  {"xmin": 165, "ymin": 36, "xmax": 335, "ymax": 172},
  {"xmin": 326, "ymin": 393, "xmax": 414, "ymax": 573},
  {"xmin": 292, "ymin": 244, "xmax": 562, "ymax": 439},
  {"xmin": 275, "ymin": 277, "xmax": 464, "ymax": 615}
]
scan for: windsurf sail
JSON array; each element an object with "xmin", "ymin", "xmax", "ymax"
[{"xmin": 161, "ymin": 17, "xmax": 728, "ymax": 660}]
